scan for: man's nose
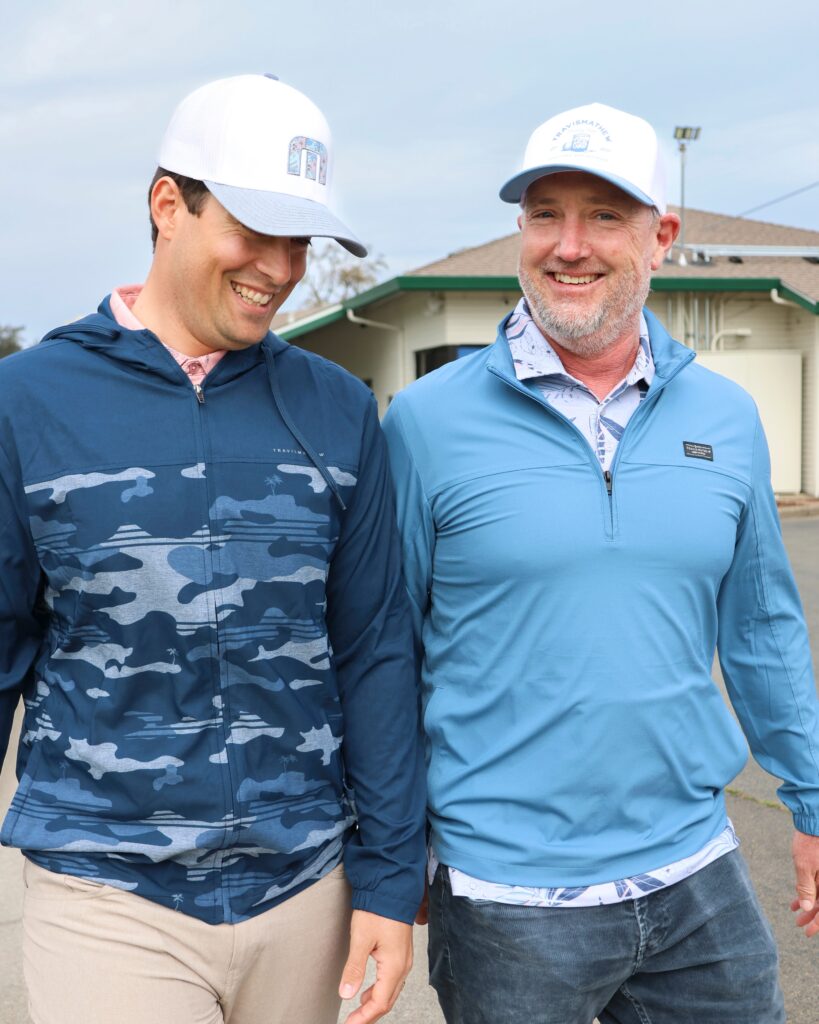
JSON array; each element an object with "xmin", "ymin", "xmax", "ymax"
[
  {"xmin": 255, "ymin": 236, "xmax": 294, "ymax": 285},
  {"xmin": 554, "ymin": 218, "xmax": 592, "ymax": 263}
]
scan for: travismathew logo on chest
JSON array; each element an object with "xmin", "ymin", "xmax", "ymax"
[{"xmin": 683, "ymin": 441, "xmax": 714, "ymax": 461}]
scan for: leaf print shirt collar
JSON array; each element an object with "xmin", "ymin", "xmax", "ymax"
[{"xmin": 506, "ymin": 296, "xmax": 655, "ymax": 397}]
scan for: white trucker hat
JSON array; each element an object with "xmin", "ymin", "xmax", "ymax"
[
  {"xmin": 158, "ymin": 73, "xmax": 366, "ymax": 257},
  {"xmin": 500, "ymin": 102, "xmax": 666, "ymax": 213}
]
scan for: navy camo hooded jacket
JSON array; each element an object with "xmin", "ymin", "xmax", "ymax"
[{"xmin": 0, "ymin": 296, "xmax": 426, "ymax": 925}]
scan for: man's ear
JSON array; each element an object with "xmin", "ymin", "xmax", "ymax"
[
  {"xmin": 651, "ymin": 213, "xmax": 681, "ymax": 270},
  {"xmin": 150, "ymin": 176, "xmax": 185, "ymax": 243}
]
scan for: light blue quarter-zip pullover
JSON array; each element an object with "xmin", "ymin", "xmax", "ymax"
[{"xmin": 383, "ymin": 309, "xmax": 819, "ymax": 888}]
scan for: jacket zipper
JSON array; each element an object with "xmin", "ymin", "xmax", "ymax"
[{"xmin": 189, "ymin": 381, "xmax": 239, "ymax": 850}]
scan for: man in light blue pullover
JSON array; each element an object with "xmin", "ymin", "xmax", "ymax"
[{"xmin": 383, "ymin": 103, "xmax": 819, "ymax": 1023}]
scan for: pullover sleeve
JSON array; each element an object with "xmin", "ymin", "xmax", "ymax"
[
  {"xmin": 0, "ymin": 438, "xmax": 43, "ymax": 770},
  {"xmin": 717, "ymin": 414, "xmax": 819, "ymax": 835},
  {"xmin": 325, "ymin": 397, "xmax": 426, "ymax": 924},
  {"xmin": 381, "ymin": 399, "xmax": 435, "ymax": 656}
]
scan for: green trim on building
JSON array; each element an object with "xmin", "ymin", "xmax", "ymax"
[
  {"xmin": 652, "ymin": 277, "xmax": 817, "ymax": 313},
  {"xmin": 394, "ymin": 275, "xmax": 521, "ymax": 292},
  {"xmin": 277, "ymin": 306, "xmax": 345, "ymax": 340},
  {"xmin": 277, "ymin": 273, "xmax": 818, "ymax": 339},
  {"xmin": 776, "ymin": 284, "xmax": 817, "ymax": 313}
]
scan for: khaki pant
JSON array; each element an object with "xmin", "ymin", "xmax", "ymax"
[{"xmin": 22, "ymin": 859, "xmax": 352, "ymax": 1024}]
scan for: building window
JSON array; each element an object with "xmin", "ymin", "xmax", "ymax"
[{"xmin": 415, "ymin": 345, "xmax": 486, "ymax": 379}]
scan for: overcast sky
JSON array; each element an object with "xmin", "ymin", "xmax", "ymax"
[{"xmin": 2, "ymin": 0, "xmax": 818, "ymax": 343}]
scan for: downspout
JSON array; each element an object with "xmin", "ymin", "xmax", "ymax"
[
  {"xmin": 770, "ymin": 288, "xmax": 800, "ymax": 309},
  {"xmin": 345, "ymin": 310, "xmax": 400, "ymax": 333}
]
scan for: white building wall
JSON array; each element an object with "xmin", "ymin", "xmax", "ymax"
[
  {"xmin": 721, "ymin": 296, "xmax": 795, "ymax": 350},
  {"xmin": 442, "ymin": 291, "xmax": 519, "ymax": 345},
  {"xmin": 696, "ymin": 350, "xmax": 802, "ymax": 493},
  {"xmin": 291, "ymin": 314, "xmax": 403, "ymax": 416},
  {"xmin": 794, "ymin": 315, "xmax": 819, "ymax": 497},
  {"xmin": 400, "ymin": 293, "xmax": 448, "ymax": 392}
]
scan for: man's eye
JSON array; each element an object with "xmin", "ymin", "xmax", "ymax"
[{"xmin": 293, "ymin": 237, "xmax": 312, "ymax": 248}]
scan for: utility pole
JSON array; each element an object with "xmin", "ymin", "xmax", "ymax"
[{"xmin": 673, "ymin": 126, "xmax": 701, "ymax": 265}]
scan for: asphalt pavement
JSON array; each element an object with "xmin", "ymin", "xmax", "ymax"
[{"xmin": 1, "ymin": 516, "xmax": 817, "ymax": 1024}]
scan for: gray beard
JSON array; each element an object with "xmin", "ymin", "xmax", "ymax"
[{"xmin": 518, "ymin": 263, "xmax": 651, "ymax": 357}]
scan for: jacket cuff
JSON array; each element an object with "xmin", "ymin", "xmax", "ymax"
[
  {"xmin": 793, "ymin": 814, "xmax": 819, "ymax": 837},
  {"xmin": 351, "ymin": 887, "xmax": 418, "ymax": 925}
]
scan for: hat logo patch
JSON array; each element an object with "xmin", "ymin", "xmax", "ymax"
[
  {"xmin": 563, "ymin": 132, "xmax": 590, "ymax": 153},
  {"xmin": 288, "ymin": 136, "xmax": 328, "ymax": 185}
]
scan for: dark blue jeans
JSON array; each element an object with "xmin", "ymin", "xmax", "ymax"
[{"xmin": 428, "ymin": 850, "xmax": 784, "ymax": 1024}]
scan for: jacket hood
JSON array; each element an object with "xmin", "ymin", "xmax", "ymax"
[{"xmin": 40, "ymin": 295, "xmax": 289, "ymax": 386}]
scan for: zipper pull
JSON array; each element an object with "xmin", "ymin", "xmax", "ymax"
[
  {"xmin": 604, "ymin": 470, "xmax": 613, "ymax": 496},
  {"xmin": 193, "ymin": 384, "xmax": 205, "ymax": 405}
]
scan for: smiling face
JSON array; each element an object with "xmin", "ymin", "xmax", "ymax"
[
  {"xmin": 148, "ymin": 177, "xmax": 310, "ymax": 354},
  {"xmin": 517, "ymin": 172, "xmax": 679, "ymax": 356}
]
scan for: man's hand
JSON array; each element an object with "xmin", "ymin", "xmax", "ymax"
[
  {"xmin": 339, "ymin": 909, "xmax": 413, "ymax": 1023},
  {"xmin": 790, "ymin": 830, "xmax": 819, "ymax": 937}
]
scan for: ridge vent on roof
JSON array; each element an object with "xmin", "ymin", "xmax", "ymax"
[{"xmin": 682, "ymin": 244, "xmax": 819, "ymax": 258}]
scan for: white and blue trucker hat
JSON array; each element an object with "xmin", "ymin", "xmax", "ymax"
[
  {"xmin": 158, "ymin": 73, "xmax": 366, "ymax": 257},
  {"xmin": 500, "ymin": 102, "xmax": 667, "ymax": 213}
]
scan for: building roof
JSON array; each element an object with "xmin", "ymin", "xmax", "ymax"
[
  {"xmin": 411, "ymin": 206, "xmax": 819, "ymax": 304},
  {"xmin": 277, "ymin": 207, "xmax": 819, "ymax": 339}
]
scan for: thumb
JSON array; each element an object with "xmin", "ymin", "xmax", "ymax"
[{"xmin": 339, "ymin": 929, "xmax": 371, "ymax": 1000}]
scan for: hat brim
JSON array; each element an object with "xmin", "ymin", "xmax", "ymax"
[
  {"xmin": 204, "ymin": 181, "xmax": 368, "ymax": 257},
  {"xmin": 499, "ymin": 165, "xmax": 658, "ymax": 210}
]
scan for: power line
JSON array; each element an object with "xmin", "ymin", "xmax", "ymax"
[{"xmin": 738, "ymin": 180, "xmax": 819, "ymax": 218}]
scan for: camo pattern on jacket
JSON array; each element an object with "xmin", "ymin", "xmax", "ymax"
[{"xmin": 5, "ymin": 455, "xmax": 360, "ymax": 920}]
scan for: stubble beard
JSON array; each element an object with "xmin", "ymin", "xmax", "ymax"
[{"xmin": 518, "ymin": 261, "xmax": 651, "ymax": 357}]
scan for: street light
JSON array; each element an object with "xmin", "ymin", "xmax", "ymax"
[{"xmin": 673, "ymin": 126, "xmax": 701, "ymax": 264}]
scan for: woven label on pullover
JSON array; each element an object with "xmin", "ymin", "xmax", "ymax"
[{"xmin": 683, "ymin": 441, "xmax": 713, "ymax": 461}]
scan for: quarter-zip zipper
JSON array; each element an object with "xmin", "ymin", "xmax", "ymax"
[
  {"xmin": 488, "ymin": 365, "xmax": 616, "ymax": 534},
  {"xmin": 488, "ymin": 349, "xmax": 695, "ymax": 539}
]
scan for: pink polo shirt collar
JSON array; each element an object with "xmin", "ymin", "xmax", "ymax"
[{"xmin": 110, "ymin": 285, "xmax": 226, "ymax": 386}]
